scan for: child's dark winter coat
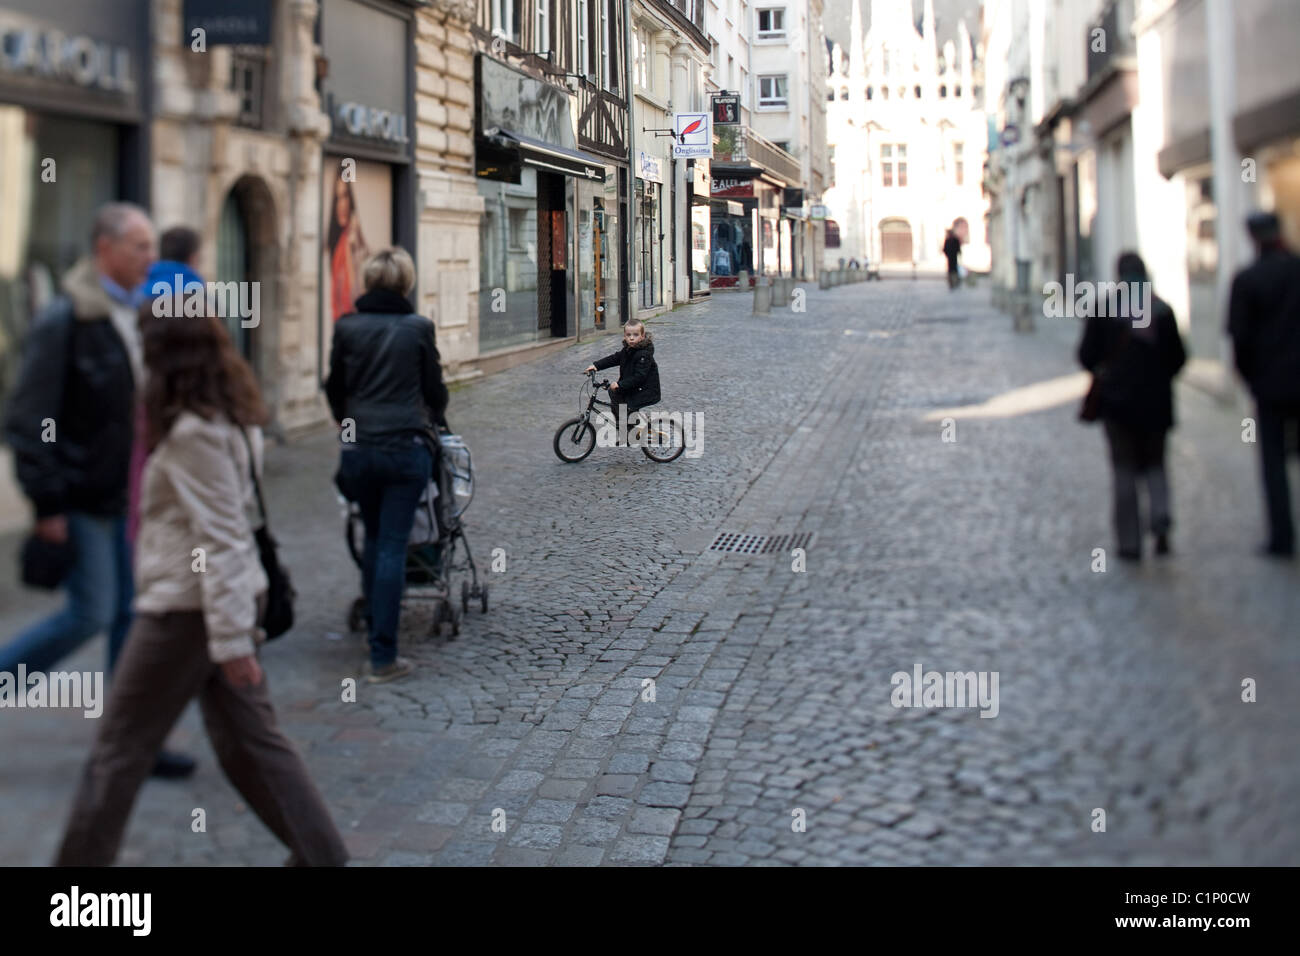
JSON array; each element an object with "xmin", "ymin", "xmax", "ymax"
[{"xmin": 593, "ymin": 338, "xmax": 661, "ymax": 413}]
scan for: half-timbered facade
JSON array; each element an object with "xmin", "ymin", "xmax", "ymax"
[{"xmin": 472, "ymin": 0, "xmax": 631, "ymax": 355}]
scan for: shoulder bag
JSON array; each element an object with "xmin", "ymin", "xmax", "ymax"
[{"xmin": 240, "ymin": 427, "xmax": 296, "ymax": 639}]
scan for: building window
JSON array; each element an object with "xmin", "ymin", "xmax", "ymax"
[
  {"xmin": 492, "ymin": 0, "xmax": 520, "ymax": 45},
  {"xmin": 882, "ymin": 46, "xmax": 890, "ymax": 75},
  {"xmin": 740, "ymin": 68, "xmax": 749, "ymax": 108},
  {"xmin": 939, "ymin": 84, "xmax": 947, "ymax": 98},
  {"xmin": 840, "ymin": 86, "xmax": 848, "ymax": 100},
  {"xmin": 914, "ymin": 84, "xmax": 921, "ymax": 98},
  {"xmin": 601, "ymin": 0, "xmax": 611, "ymax": 89},
  {"xmin": 953, "ymin": 143, "xmax": 964, "ymax": 185},
  {"xmin": 881, "ymin": 144, "xmax": 892, "ymax": 186},
  {"xmin": 535, "ymin": 0, "xmax": 549, "ymax": 55},
  {"xmin": 954, "ymin": 84, "xmax": 962, "ymax": 97},
  {"xmin": 230, "ymin": 46, "xmax": 267, "ymax": 129},
  {"xmin": 866, "ymin": 85, "xmax": 873, "ymax": 99},
  {"xmin": 635, "ymin": 26, "xmax": 652, "ymax": 90},
  {"xmin": 758, "ymin": 74, "xmax": 788, "ymax": 108},
  {"xmin": 577, "ymin": 0, "xmax": 590, "ymax": 78},
  {"xmin": 897, "ymin": 144, "xmax": 907, "ymax": 187},
  {"xmin": 757, "ymin": 7, "xmax": 786, "ymax": 38},
  {"xmin": 773, "ymin": 141, "xmax": 790, "ymax": 153}
]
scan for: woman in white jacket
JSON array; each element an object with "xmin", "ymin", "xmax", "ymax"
[{"xmin": 56, "ymin": 309, "xmax": 348, "ymax": 866}]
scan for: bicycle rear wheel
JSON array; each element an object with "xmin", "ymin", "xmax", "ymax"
[
  {"xmin": 553, "ymin": 418, "xmax": 597, "ymax": 462},
  {"xmin": 641, "ymin": 415, "xmax": 685, "ymax": 463}
]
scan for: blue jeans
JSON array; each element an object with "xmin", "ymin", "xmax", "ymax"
[
  {"xmin": 1, "ymin": 512, "xmax": 133, "ymax": 676},
  {"xmin": 335, "ymin": 440, "xmax": 432, "ymax": 669}
]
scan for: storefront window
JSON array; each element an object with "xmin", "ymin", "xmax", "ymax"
[
  {"xmin": 601, "ymin": 171, "xmax": 621, "ymax": 328},
  {"xmin": 636, "ymin": 178, "xmax": 661, "ymax": 309},
  {"xmin": 691, "ymin": 203, "xmax": 710, "ymax": 294},
  {"xmin": 708, "ymin": 202, "xmax": 753, "ymax": 286},
  {"xmin": 478, "ymin": 168, "xmax": 542, "ymax": 353},
  {"xmin": 0, "ymin": 109, "xmax": 120, "ymax": 425}
]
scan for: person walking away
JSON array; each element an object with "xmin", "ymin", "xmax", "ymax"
[
  {"xmin": 1228, "ymin": 211, "xmax": 1300, "ymax": 558},
  {"xmin": 1078, "ymin": 251, "xmax": 1188, "ymax": 561},
  {"xmin": 584, "ymin": 319, "xmax": 661, "ymax": 436},
  {"xmin": 325, "ymin": 248, "xmax": 447, "ymax": 684},
  {"xmin": 55, "ymin": 306, "xmax": 348, "ymax": 866},
  {"xmin": 943, "ymin": 229, "xmax": 962, "ymax": 290}
]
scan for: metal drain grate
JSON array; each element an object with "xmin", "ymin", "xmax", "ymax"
[
  {"xmin": 708, "ymin": 531, "xmax": 814, "ymax": 555},
  {"xmin": 760, "ymin": 531, "xmax": 814, "ymax": 554}
]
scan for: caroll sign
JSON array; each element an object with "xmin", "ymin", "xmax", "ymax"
[
  {"xmin": 336, "ymin": 101, "xmax": 409, "ymax": 145},
  {"xmin": 0, "ymin": 27, "xmax": 134, "ymax": 93}
]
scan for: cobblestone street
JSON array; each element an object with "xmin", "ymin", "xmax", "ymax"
[{"xmin": 1, "ymin": 279, "xmax": 1296, "ymax": 866}]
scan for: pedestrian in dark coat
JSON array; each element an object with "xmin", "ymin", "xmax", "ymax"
[
  {"xmin": 943, "ymin": 230, "xmax": 962, "ymax": 289},
  {"xmin": 1078, "ymin": 251, "xmax": 1187, "ymax": 560},
  {"xmin": 325, "ymin": 247, "xmax": 447, "ymax": 684},
  {"xmin": 1228, "ymin": 211, "xmax": 1300, "ymax": 557}
]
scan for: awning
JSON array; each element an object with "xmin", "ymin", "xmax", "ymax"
[{"xmin": 480, "ymin": 128, "xmax": 607, "ymax": 182}]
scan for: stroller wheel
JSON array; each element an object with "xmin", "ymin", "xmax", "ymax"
[
  {"xmin": 480, "ymin": 583, "xmax": 489, "ymax": 614},
  {"xmin": 461, "ymin": 580, "xmax": 470, "ymax": 615},
  {"xmin": 347, "ymin": 597, "xmax": 366, "ymax": 633}
]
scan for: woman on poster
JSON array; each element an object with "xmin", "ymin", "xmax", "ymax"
[{"xmin": 327, "ymin": 178, "xmax": 370, "ymax": 322}]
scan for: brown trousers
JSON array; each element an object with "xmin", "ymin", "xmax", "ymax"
[{"xmin": 55, "ymin": 609, "xmax": 348, "ymax": 866}]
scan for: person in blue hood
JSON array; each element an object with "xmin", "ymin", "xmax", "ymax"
[{"xmin": 142, "ymin": 226, "xmax": 205, "ymax": 300}]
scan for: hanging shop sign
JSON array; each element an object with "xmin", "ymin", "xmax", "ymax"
[
  {"xmin": 711, "ymin": 93, "xmax": 740, "ymax": 126},
  {"xmin": 673, "ymin": 111, "xmax": 712, "ymax": 159}
]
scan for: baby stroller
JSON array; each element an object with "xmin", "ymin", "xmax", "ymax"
[{"xmin": 344, "ymin": 427, "xmax": 488, "ymax": 639}]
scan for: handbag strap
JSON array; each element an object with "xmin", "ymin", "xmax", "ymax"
[{"xmin": 239, "ymin": 426, "xmax": 269, "ymax": 531}]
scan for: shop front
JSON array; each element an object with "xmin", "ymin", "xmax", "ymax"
[
  {"xmin": 709, "ymin": 174, "xmax": 756, "ymax": 288},
  {"xmin": 474, "ymin": 55, "xmax": 610, "ymax": 354},
  {"xmin": 0, "ymin": 0, "xmax": 150, "ymax": 423},
  {"xmin": 317, "ymin": 0, "xmax": 415, "ymax": 359}
]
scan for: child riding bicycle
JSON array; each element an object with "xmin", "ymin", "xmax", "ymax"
[{"xmin": 584, "ymin": 319, "xmax": 661, "ymax": 434}]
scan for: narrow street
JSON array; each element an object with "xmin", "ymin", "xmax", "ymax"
[{"xmin": 1, "ymin": 278, "xmax": 1296, "ymax": 866}]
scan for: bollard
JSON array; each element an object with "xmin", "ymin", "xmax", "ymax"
[
  {"xmin": 819, "ymin": 270, "xmax": 832, "ymax": 290},
  {"xmin": 738, "ymin": 269, "xmax": 750, "ymax": 290},
  {"xmin": 752, "ymin": 276, "xmax": 772, "ymax": 314}
]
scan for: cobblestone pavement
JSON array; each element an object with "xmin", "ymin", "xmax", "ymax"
[{"xmin": 1, "ymin": 279, "xmax": 1297, "ymax": 866}]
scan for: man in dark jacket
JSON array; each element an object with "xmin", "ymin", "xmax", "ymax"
[
  {"xmin": 1228, "ymin": 211, "xmax": 1300, "ymax": 558},
  {"xmin": 2, "ymin": 203, "xmax": 154, "ymax": 674},
  {"xmin": 943, "ymin": 230, "xmax": 962, "ymax": 290},
  {"xmin": 1078, "ymin": 252, "xmax": 1187, "ymax": 560},
  {"xmin": 585, "ymin": 319, "xmax": 661, "ymax": 433}
]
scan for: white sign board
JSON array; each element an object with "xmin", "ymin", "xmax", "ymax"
[{"xmin": 672, "ymin": 112, "xmax": 712, "ymax": 158}]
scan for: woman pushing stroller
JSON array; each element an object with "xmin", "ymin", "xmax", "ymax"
[{"xmin": 325, "ymin": 247, "xmax": 447, "ymax": 684}]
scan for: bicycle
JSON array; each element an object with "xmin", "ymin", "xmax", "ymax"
[{"xmin": 553, "ymin": 370, "xmax": 685, "ymax": 463}]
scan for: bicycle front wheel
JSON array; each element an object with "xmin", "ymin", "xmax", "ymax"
[
  {"xmin": 553, "ymin": 418, "xmax": 597, "ymax": 462},
  {"xmin": 641, "ymin": 416, "xmax": 685, "ymax": 463}
]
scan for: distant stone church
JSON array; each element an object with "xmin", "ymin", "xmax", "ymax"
[{"xmin": 824, "ymin": 0, "xmax": 990, "ymax": 272}]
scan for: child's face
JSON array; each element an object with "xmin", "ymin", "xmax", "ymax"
[{"xmin": 625, "ymin": 326, "xmax": 644, "ymax": 346}]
